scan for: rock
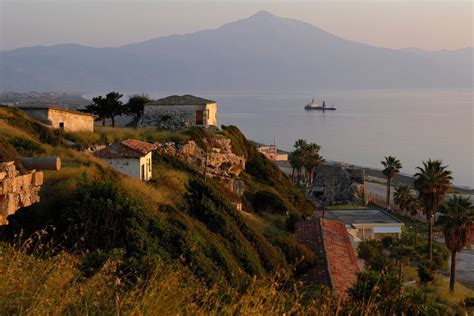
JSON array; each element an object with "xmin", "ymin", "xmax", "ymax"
[
  {"xmin": 155, "ymin": 138, "xmax": 246, "ymax": 194},
  {"xmin": 0, "ymin": 161, "xmax": 43, "ymax": 225}
]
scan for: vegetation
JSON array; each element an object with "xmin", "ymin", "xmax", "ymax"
[
  {"xmin": 0, "ymin": 106, "xmax": 472, "ymax": 313},
  {"xmin": 381, "ymin": 155, "xmax": 402, "ymax": 210},
  {"xmin": 82, "ymin": 91, "xmax": 124, "ymax": 127},
  {"xmin": 126, "ymin": 94, "xmax": 150, "ymax": 125},
  {"xmin": 414, "ymin": 159, "xmax": 453, "ymax": 261},
  {"xmin": 437, "ymin": 195, "xmax": 474, "ymax": 292},
  {"xmin": 288, "ymin": 139, "xmax": 323, "ymax": 187}
]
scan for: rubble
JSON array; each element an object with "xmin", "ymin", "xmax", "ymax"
[
  {"xmin": 0, "ymin": 161, "xmax": 43, "ymax": 225},
  {"xmin": 310, "ymin": 163, "xmax": 369, "ymax": 206},
  {"xmin": 155, "ymin": 138, "xmax": 246, "ymax": 194}
]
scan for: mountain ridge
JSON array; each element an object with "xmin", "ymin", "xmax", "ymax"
[{"xmin": 1, "ymin": 11, "xmax": 472, "ymax": 91}]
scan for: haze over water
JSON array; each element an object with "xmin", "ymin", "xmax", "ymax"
[{"xmin": 203, "ymin": 89, "xmax": 473, "ymax": 188}]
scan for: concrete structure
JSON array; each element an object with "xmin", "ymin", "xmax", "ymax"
[
  {"xmin": 0, "ymin": 161, "xmax": 43, "ymax": 225},
  {"xmin": 19, "ymin": 106, "xmax": 95, "ymax": 132},
  {"xmin": 257, "ymin": 145, "xmax": 288, "ymax": 161},
  {"xmin": 93, "ymin": 139, "xmax": 156, "ymax": 181},
  {"xmin": 296, "ymin": 218, "xmax": 360, "ymax": 297},
  {"xmin": 310, "ymin": 163, "xmax": 368, "ymax": 206},
  {"xmin": 138, "ymin": 95, "xmax": 217, "ymax": 129},
  {"xmin": 324, "ymin": 208, "xmax": 404, "ymax": 243}
]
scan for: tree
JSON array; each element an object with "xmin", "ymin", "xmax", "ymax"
[
  {"xmin": 414, "ymin": 159, "xmax": 453, "ymax": 261},
  {"xmin": 83, "ymin": 92, "xmax": 124, "ymax": 127},
  {"xmin": 301, "ymin": 143, "xmax": 323, "ymax": 186},
  {"xmin": 437, "ymin": 195, "xmax": 473, "ymax": 292},
  {"xmin": 289, "ymin": 140, "xmax": 307, "ymax": 184},
  {"xmin": 104, "ymin": 92, "xmax": 124, "ymax": 127},
  {"xmin": 83, "ymin": 95, "xmax": 108, "ymax": 126},
  {"xmin": 381, "ymin": 156, "xmax": 402, "ymax": 210},
  {"xmin": 394, "ymin": 185, "xmax": 412, "ymax": 214},
  {"xmin": 126, "ymin": 94, "xmax": 149, "ymax": 125}
]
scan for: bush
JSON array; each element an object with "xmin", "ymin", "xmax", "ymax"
[
  {"xmin": 357, "ymin": 240, "xmax": 395, "ymax": 273},
  {"xmin": 417, "ymin": 262, "xmax": 435, "ymax": 285}
]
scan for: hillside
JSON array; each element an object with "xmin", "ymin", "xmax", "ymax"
[
  {"xmin": 1, "ymin": 106, "xmax": 473, "ymax": 313},
  {"xmin": 1, "ymin": 11, "xmax": 472, "ymax": 92},
  {"xmin": 0, "ymin": 105, "xmax": 320, "ymax": 312}
]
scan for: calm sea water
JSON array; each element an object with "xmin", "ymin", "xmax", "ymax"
[{"xmin": 85, "ymin": 89, "xmax": 474, "ymax": 188}]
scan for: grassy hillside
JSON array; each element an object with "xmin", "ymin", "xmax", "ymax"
[
  {"xmin": 0, "ymin": 106, "xmax": 318, "ymax": 313},
  {"xmin": 1, "ymin": 106, "xmax": 472, "ymax": 314}
]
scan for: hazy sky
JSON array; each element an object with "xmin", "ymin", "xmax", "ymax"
[{"xmin": 1, "ymin": 0, "xmax": 472, "ymax": 51}]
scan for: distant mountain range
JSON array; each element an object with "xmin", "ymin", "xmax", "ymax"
[{"xmin": 1, "ymin": 11, "xmax": 472, "ymax": 92}]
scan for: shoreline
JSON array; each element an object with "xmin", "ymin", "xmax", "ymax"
[{"xmin": 274, "ymin": 160, "xmax": 474, "ymax": 195}]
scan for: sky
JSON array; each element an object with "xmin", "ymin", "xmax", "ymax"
[{"xmin": 0, "ymin": 0, "xmax": 472, "ymax": 51}]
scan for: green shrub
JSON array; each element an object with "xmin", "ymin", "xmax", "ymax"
[
  {"xmin": 417, "ymin": 262, "xmax": 435, "ymax": 285},
  {"xmin": 8, "ymin": 137, "xmax": 46, "ymax": 155}
]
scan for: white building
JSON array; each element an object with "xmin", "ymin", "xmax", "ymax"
[
  {"xmin": 324, "ymin": 208, "xmax": 404, "ymax": 245},
  {"xmin": 93, "ymin": 139, "xmax": 156, "ymax": 181},
  {"xmin": 19, "ymin": 106, "xmax": 95, "ymax": 132}
]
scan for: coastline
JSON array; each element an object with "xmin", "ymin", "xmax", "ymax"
[{"xmin": 274, "ymin": 160, "xmax": 474, "ymax": 195}]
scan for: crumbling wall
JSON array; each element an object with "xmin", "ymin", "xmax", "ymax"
[
  {"xmin": 155, "ymin": 138, "xmax": 245, "ymax": 194},
  {"xmin": 0, "ymin": 161, "xmax": 43, "ymax": 225},
  {"xmin": 311, "ymin": 163, "xmax": 368, "ymax": 206}
]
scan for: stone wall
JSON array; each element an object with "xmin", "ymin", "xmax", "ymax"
[
  {"xmin": 138, "ymin": 103, "xmax": 217, "ymax": 129},
  {"xmin": 155, "ymin": 138, "xmax": 245, "ymax": 194},
  {"xmin": 310, "ymin": 163, "xmax": 369, "ymax": 206},
  {"xmin": 22, "ymin": 108, "xmax": 94, "ymax": 132},
  {"xmin": 0, "ymin": 161, "xmax": 43, "ymax": 225}
]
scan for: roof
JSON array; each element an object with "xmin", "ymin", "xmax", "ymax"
[
  {"xmin": 325, "ymin": 209, "xmax": 403, "ymax": 226},
  {"xmin": 296, "ymin": 218, "xmax": 360, "ymax": 297},
  {"xmin": 93, "ymin": 139, "xmax": 156, "ymax": 158},
  {"xmin": 148, "ymin": 94, "xmax": 215, "ymax": 106},
  {"xmin": 18, "ymin": 106, "xmax": 96, "ymax": 118}
]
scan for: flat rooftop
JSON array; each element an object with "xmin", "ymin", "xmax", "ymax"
[{"xmin": 325, "ymin": 209, "xmax": 402, "ymax": 225}]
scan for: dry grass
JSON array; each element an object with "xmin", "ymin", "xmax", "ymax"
[{"xmin": 0, "ymin": 240, "xmax": 337, "ymax": 315}]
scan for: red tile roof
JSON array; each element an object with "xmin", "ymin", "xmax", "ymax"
[
  {"xmin": 93, "ymin": 139, "xmax": 156, "ymax": 158},
  {"xmin": 295, "ymin": 218, "xmax": 359, "ymax": 297}
]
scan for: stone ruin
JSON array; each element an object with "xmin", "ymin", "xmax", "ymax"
[
  {"xmin": 310, "ymin": 163, "xmax": 369, "ymax": 206},
  {"xmin": 0, "ymin": 161, "xmax": 43, "ymax": 225},
  {"xmin": 155, "ymin": 138, "xmax": 246, "ymax": 194}
]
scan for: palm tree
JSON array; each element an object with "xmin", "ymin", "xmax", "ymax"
[
  {"xmin": 394, "ymin": 185, "xmax": 412, "ymax": 214},
  {"xmin": 294, "ymin": 139, "xmax": 308, "ymax": 150},
  {"xmin": 302, "ymin": 143, "xmax": 323, "ymax": 186},
  {"xmin": 381, "ymin": 156, "xmax": 402, "ymax": 210},
  {"xmin": 437, "ymin": 195, "xmax": 474, "ymax": 292},
  {"xmin": 288, "ymin": 150, "xmax": 303, "ymax": 182},
  {"xmin": 414, "ymin": 159, "xmax": 453, "ymax": 261}
]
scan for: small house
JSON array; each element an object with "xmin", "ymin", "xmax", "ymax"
[
  {"xmin": 19, "ymin": 106, "xmax": 95, "ymax": 132},
  {"xmin": 324, "ymin": 208, "xmax": 404, "ymax": 243},
  {"xmin": 93, "ymin": 139, "xmax": 156, "ymax": 181},
  {"xmin": 138, "ymin": 95, "xmax": 217, "ymax": 129}
]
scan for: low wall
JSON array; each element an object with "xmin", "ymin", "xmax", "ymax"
[{"xmin": 0, "ymin": 161, "xmax": 43, "ymax": 225}]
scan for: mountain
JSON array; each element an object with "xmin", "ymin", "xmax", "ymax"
[{"xmin": 1, "ymin": 11, "xmax": 472, "ymax": 92}]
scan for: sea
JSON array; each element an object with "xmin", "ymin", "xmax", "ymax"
[{"xmin": 84, "ymin": 89, "xmax": 474, "ymax": 188}]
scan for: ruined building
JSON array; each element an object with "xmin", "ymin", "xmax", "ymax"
[
  {"xmin": 0, "ymin": 161, "xmax": 43, "ymax": 225},
  {"xmin": 138, "ymin": 95, "xmax": 217, "ymax": 129},
  {"xmin": 19, "ymin": 106, "xmax": 96, "ymax": 132},
  {"xmin": 310, "ymin": 163, "xmax": 369, "ymax": 206},
  {"xmin": 155, "ymin": 138, "xmax": 245, "ymax": 194}
]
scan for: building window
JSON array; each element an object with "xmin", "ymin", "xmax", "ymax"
[
  {"xmin": 59, "ymin": 122, "xmax": 64, "ymax": 130},
  {"xmin": 148, "ymin": 160, "xmax": 151, "ymax": 172},
  {"xmin": 141, "ymin": 164, "xmax": 145, "ymax": 180}
]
